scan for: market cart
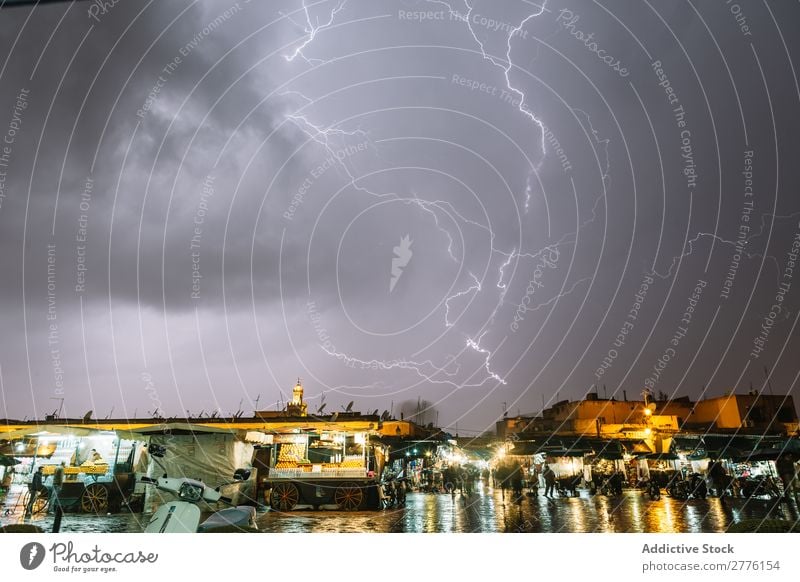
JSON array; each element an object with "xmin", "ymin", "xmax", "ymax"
[
  {"xmin": 255, "ymin": 430, "xmax": 387, "ymax": 511},
  {"xmin": 2, "ymin": 431, "xmax": 144, "ymax": 516}
]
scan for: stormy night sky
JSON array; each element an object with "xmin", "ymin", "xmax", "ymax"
[{"xmin": 0, "ymin": 0, "xmax": 799, "ymax": 435}]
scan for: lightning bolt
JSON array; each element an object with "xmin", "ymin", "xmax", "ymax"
[
  {"xmin": 320, "ymin": 344, "xmax": 505, "ymax": 388},
  {"xmin": 445, "ymin": 271, "xmax": 482, "ymax": 327},
  {"xmin": 283, "ymin": 86, "xmax": 507, "ymax": 386},
  {"xmin": 280, "ymin": 0, "xmax": 603, "ymax": 391},
  {"xmin": 427, "ymin": 0, "xmax": 549, "ymax": 214},
  {"xmin": 466, "ymin": 331, "xmax": 506, "ymax": 385},
  {"xmin": 650, "ymin": 220, "xmax": 788, "ymax": 283},
  {"xmin": 283, "ymin": 0, "xmax": 347, "ymax": 66},
  {"xmin": 427, "ymin": 0, "xmax": 547, "ymax": 159}
]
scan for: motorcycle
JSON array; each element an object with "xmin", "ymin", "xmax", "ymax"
[
  {"xmin": 382, "ymin": 477, "xmax": 407, "ymax": 508},
  {"xmin": 688, "ymin": 474, "xmax": 707, "ymax": 499},
  {"xmin": 646, "ymin": 480, "xmax": 661, "ymax": 501},
  {"xmin": 600, "ymin": 473, "xmax": 624, "ymax": 497},
  {"xmin": 139, "ymin": 444, "xmax": 257, "ymax": 533},
  {"xmin": 736, "ymin": 476, "xmax": 781, "ymax": 500},
  {"xmin": 666, "ymin": 477, "xmax": 690, "ymax": 500}
]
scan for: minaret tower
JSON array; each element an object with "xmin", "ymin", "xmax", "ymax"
[{"xmin": 287, "ymin": 377, "xmax": 308, "ymax": 416}]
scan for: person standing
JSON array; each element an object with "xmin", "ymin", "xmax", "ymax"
[
  {"xmin": 49, "ymin": 462, "xmax": 65, "ymax": 514},
  {"xmin": 775, "ymin": 453, "xmax": 797, "ymax": 500},
  {"xmin": 708, "ymin": 459, "xmax": 728, "ymax": 497},
  {"xmin": 543, "ymin": 464, "xmax": 556, "ymax": 498},
  {"xmin": 25, "ymin": 467, "xmax": 44, "ymax": 517}
]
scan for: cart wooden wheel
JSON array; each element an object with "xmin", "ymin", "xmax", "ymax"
[
  {"xmin": 270, "ymin": 482, "xmax": 299, "ymax": 511},
  {"xmin": 334, "ymin": 483, "xmax": 363, "ymax": 511},
  {"xmin": 81, "ymin": 483, "xmax": 109, "ymax": 514}
]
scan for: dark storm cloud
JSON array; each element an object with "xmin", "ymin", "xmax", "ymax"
[{"xmin": 0, "ymin": 0, "xmax": 798, "ymax": 433}]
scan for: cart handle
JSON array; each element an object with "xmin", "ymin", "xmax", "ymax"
[{"xmin": 139, "ymin": 476, "xmax": 157, "ymax": 484}]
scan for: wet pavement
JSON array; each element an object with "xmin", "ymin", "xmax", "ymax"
[{"xmin": 3, "ymin": 483, "xmax": 799, "ymax": 533}]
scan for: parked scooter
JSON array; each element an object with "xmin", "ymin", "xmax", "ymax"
[
  {"xmin": 666, "ymin": 473, "xmax": 708, "ymax": 501},
  {"xmin": 646, "ymin": 479, "xmax": 661, "ymax": 501},
  {"xmin": 139, "ymin": 445, "xmax": 257, "ymax": 533},
  {"xmin": 381, "ymin": 477, "xmax": 407, "ymax": 508}
]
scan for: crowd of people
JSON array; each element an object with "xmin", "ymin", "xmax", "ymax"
[{"xmin": 475, "ymin": 455, "xmax": 800, "ymax": 504}]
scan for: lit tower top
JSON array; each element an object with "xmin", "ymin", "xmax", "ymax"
[{"xmin": 287, "ymin": 377, "xmax": 308, "ymax": 416}]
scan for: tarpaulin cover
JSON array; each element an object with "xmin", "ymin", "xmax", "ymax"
[{"xmin": 143, "ymin": 433, "xmax": 254, "ymax": 512}]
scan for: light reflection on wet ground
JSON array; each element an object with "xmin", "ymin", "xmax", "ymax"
[{"xmin": 4, "ymin": 486, "xmax": 799, "ymax": 533}]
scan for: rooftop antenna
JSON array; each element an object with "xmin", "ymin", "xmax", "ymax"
[
  {"xmin": 316, "ymin": 402, "xmax": 327, "ymax": 415},
  {"xmin": 343, "ymin": 401, "xmax": 354, "ymax": 413},
  {"xmin": 502, "ymin": 402, "xmax": 507, "ymax": 418},
  {"xmin": 82, "ymin": 410, "xmax": 93, "ymax": 422},
  {"xmin": 133, "ymin": 408, "xmax": 138, "ymax": 418},
  {"xmin": 254, "ymin": 394, "xmax": 261, "ymax": 411},
  {"xmin": 49, "ymin": 397, "xmax": 65, "ymax": 419},
  {"xmin": 105, "ymin": 407, "xmax": 114, "ymax": 419}
]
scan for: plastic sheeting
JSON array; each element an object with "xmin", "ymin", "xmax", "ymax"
[{"xmin": 142, "ymin": 434, "xmax": 255, "ymax": 513}]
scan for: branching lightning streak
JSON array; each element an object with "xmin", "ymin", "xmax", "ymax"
[
  {"xmin": 427, "ymin": 0, "xmax": 548, "ymax": 214},
  {"xmin": 282, "ymin": 57, "xmax": 506, "ymax": 386},
  {"xmin": 445, "ymin": 271, "xmax": 482, "ymax": 327},
  {"xmin": 496, "ymin": 248, "xmax": 515, "ymax": 296},
  {"xmin": 427, "ymin": 0, "xmax": 547, "ymax": 160},
  {"xmin": 283, "ymin": 0, "xmax": 347, "ymax": 65},
  {"xmin": 466, "ymin": 331, "xmax": 505, "ymax": 384},
  {"xmin": 522, "ymin": 276, "xmax": 592, "ymax": 314},
  {"xmin": 649, "ymin": 213, "xmax": 797, "ymax": 282},
  {"xmin": 282, "ymin": 0, "xmax": 599, "ymax": 390},
  {"xmin": 320, "ymin": 345, "xmax": 506, "ymax": 388}
]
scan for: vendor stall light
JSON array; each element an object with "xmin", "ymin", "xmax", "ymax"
[
  {"xmin": 644, "ymin": 428, "xmax": 652, "ymax": 435},
  {"xmin": 413, "ymin": 448, "xmax": 418, "ymax": 454},
  {"xmin": 425, "ymin": 451, "xmax": 432, "ymax": 457},
  {"xmin": 15, "ymin": 442, "xmax": 24, "ymax": 451},
  {"xmin": 644, "ymin": 408, "xmax": 652, "ymax": 416},
  {"xmin": 405, "ymin": 452, "xmax": 410, "ymax": 457}
]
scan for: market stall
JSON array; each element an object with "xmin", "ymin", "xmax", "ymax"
[
  {"xmin": 0, "ymin": 429, "xmax": 145, "ymax": 515},
  {"xmin": 255, "ymin": 429, "xmax": 387, "ymax": 510}
]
